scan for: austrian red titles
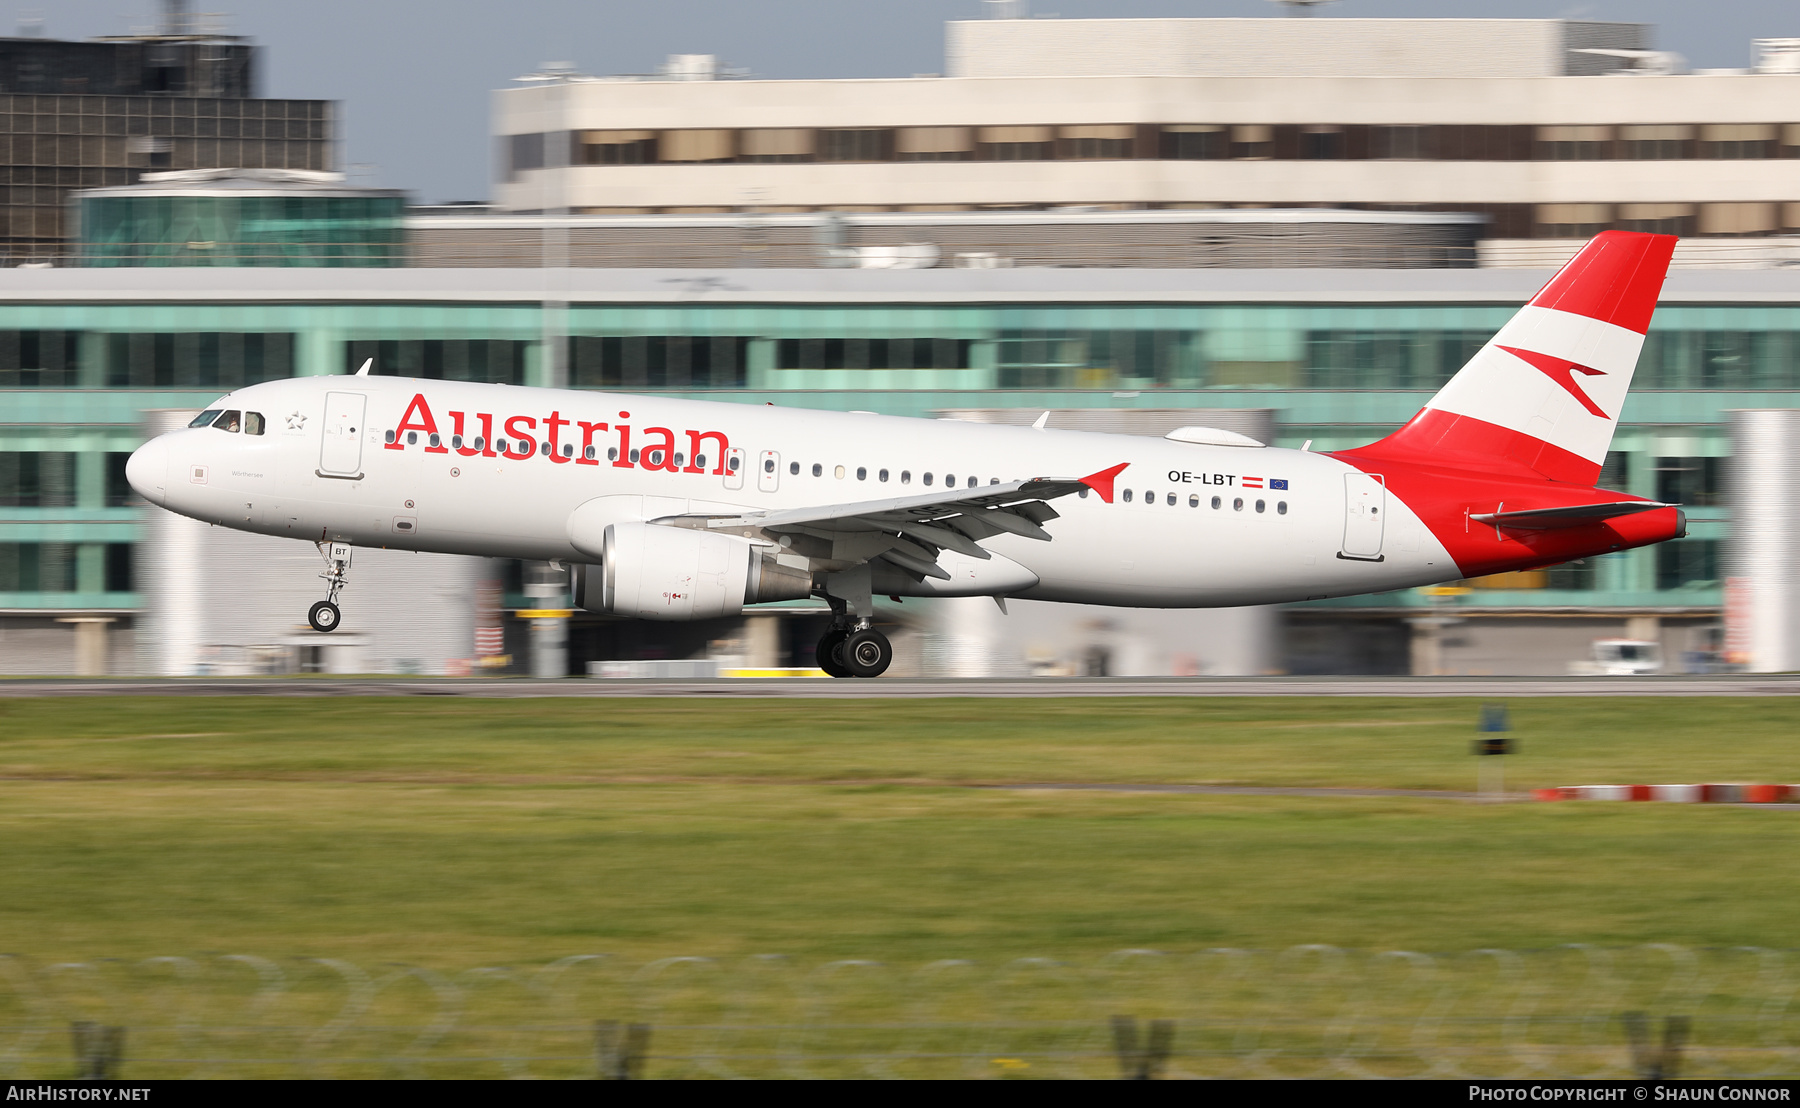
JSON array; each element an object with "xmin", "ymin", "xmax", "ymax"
[{"xmin": 386, "ymin": 393, "xmax": 730, "ymax": 474}]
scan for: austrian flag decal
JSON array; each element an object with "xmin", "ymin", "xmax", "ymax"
[{"xmin": 1241, "ymin": 477, "xmax": 1263, "ymax": 489}]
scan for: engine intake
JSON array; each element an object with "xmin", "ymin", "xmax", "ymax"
[{"xmin": 573, "ymin": 522, "xmax": 812, "ymax": 620}]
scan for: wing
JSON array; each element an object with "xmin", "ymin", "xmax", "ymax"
[
  {"xmin": 658, "ymin": 463, "xmax": 1127, "ymax": 582},
  {"xmin": 1470, "ymin": 500, "xmax": 1674, "ymax": 530}
]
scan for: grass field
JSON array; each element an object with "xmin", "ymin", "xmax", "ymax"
[
  {"xmin": 2, "ymin": 694, "xmax": 1797, "ymax": 1077},
  {"xmin": 1, "ymin": 694, "xmax": 1797, "ymax": 962}
]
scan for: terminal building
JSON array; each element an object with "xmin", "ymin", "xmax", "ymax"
[{"xmin": 2, "ymin": 14, "xmax": 1796, "ymax": 677}]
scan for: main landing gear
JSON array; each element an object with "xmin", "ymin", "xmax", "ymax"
[
  {"xmin": 309, "ymin": 541, "xmax": 351, "ymax": 633},
  {"xmin": 815, "ymin": 596, "xmax": 893, "ymax": 679}
]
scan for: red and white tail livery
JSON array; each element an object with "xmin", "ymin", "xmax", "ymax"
[{"xmin": 126, "ymin": 232, "xmax": 1686, "ymax": 677}]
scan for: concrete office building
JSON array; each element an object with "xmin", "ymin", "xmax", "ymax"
[{"xmin": 493, "ymin": 17, "xmax": 1800, "ymax": 248}]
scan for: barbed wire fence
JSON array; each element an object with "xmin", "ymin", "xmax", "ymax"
[{"xmin": 2, "ymin": 945, "xmax": 1797, "ymax": 1079}]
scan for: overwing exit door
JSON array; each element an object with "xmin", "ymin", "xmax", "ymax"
[
  {"xmin": 757, "ymin": 450, "xmax": 780, "ymax": 493},
  {"xmin": 1340, "ymin": 472, "xmax": 1386, "ymax": 560},
  {"xmin": 319, "ymin": 392, "xmax": 367, "ymax": 476}
]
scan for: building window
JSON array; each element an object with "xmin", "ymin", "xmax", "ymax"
[
  {"xmin": 1655, "ymin": 457, "xmax": 1725, "ymax": 507},
  {"xmin": 775, "ymin": 337, "xmax": 972, "ymax": 371},
  {"xmin": 569, "ymin": 336, "xmax": 750, "ymax": 388},
  {"xmin": 1657, "ymin": 539, "xmax": 1720, "ymax": 591},
  {"xmin": 0, "ymin": 452, "xmax": 75, "ymax": 507},
  {"xmin": 108, "ymin": 332, "xmax": 294, "ymax": 388},
  {"xmin": 1372, "ymin": 125, "xmax": 1431, "ymax": 160},
  {"xmin": 345, "ymin": 338, "xmax": 530, "ymax": 386},
  {"xmin": 1598, "ymin": 451, "xmax": 1630, "ymax": 490},
  {"xmin": 1618, "ymin": 203, "xmax": 1693, "ymax": 237},
  {"xmin": 1060, "ymin": 125, "xmax": 1134, "ymax": 160},
  {"xmin": 738, "ymin": 128, "xmax": 813, "ymax": 163},
  {"xmin": 1701, "ymin": 124, "xmax": 1775, "ymax": 159},
  {"xmin": 1637, "ymin": 330, "xmax": 1800, "ymax": 389},
  {"xmin": 0, "ymin": 330, "xmax": 80, "ymax": 388},
  {"xmin": 1537, "ymin": 126, "xmax": 1611, "ymax": 160},
  {"xmin": 978, "ymin": 126, "xmax": 1052, "ymax": 161},
  {"xmin": 1304, "ymin": 330, "xmax": 1493, "ymax": 390},
  {"xmin": 580, "ymin": 130, "xmax": 656, "ymax": 165},
  {"xmin": 1619, "ymin": 125, "xmax": 1691, "ymax": 160},
  {"xmin": 1231, "ymin": 125, "xmax": 1273, "ymax": 160},
  {"xmin": 1698, "ymin": 203, "xmax": 1779, "ymax": 237},
  {"xmin": 508, "ymin": 131, "xmax": 546, "ymax": 178},
  {"xmin": 1545, "ymin": 559, "xmax": 1597, "ymax": 590},
  {"xmin": 658, "ymin": 130, "xmax": 734, "ymax": 163},
  {"xmin": 1534, "ymin": 204, "xmax": 1612, "ymax": 238},
  {"xmin": 105, "ymin": 452, "xmax": 134, "ymax": 506},
  {"xmin": 817, "ymin": 129, "xmax": 888, "ymax": 162},
  {"xmin": 1299, "ymin": 126, "xmax": 1345, "ymax": 160},
  {"xmin": 1160, "ymin": 126, "xmax": 1226, "ymax": 160},
  {"xmin": 894, "ymin": 127, "xmax": 973, "ymax": 161},
  {"xmin": 105, "ymin": 542, "xmax": 133, "ymax": 592},
  {"xmin": 996, "ymin": 329, "xmax": 1202, "ymax": 389},
  {"xmin": 0, "ymin": 542, "xmax": 76, "ymax": 592}
]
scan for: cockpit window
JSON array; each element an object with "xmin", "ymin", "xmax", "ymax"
[
  {"xmin": 213, "ymin": 410, "xmax": 242, "ymax": 433},
  {"xmin": 244, "ymin": 412, "xmax": 265, "ymax": 436},
  {"xmin": 188, "ymin": 409, "xmax": 223, "ymax": 428}
]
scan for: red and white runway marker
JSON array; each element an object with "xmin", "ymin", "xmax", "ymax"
[{"xmin": 1534, "ymin": 784, "xmax": 1797, "ymax": 803}]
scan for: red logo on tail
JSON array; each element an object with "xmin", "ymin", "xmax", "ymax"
[{"xmin": 1497, "ymin": 345, "xmax": 1610, "ymax": 419}]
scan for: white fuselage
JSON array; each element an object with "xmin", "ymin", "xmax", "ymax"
[{"xmin": 129, "ymin": 375, "xmax": 1463, "ymax": 608}]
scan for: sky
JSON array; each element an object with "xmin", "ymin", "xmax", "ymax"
[{"xmin": 36, "ymin": 0, "xmax": 1800, "ymax": 203}]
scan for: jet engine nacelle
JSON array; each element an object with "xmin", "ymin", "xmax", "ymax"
[{"xmin": 574, "ymin": 522, "xmax": 812, "ymax": 621}]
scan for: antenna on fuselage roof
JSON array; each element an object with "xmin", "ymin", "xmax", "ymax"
[
  {"xmin": 354, "ymin": 358, "xmax": 372, "ymax": 377},
  {"xmin": 1032, "ymin": 411, "xmax": 1049, "ymax": 430}
]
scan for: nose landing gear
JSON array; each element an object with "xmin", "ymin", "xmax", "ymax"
[{"xmin": 309, "ymin": 541, "xmax": 351, "ymax": 633}]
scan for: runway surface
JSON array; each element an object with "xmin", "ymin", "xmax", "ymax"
[{"xmin": 1, "ymin": 674, "xmax": 1797, "ymax": 697}]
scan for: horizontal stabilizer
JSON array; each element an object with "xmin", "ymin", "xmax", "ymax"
[{"xmin": 1471, "ymin": 501, "xmax": 1674, "ymax": 530}]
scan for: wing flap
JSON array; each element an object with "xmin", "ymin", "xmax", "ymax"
[{"xmin": 1471, "ymin": 500, "xmax": 1674, "ymax": 530}]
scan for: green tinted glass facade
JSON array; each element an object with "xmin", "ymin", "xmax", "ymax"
[
  {"xmin": 77, "ymin": 193, "xmax": 406, "ymax": 267},
  {"xmin": 0, "ymin": 286, "xmax": 1769, "ymax": 615}
]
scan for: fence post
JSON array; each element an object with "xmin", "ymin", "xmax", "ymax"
[
  {"xmin": 1623, "ymin": 1012, "xmax": 1689, "ymax": 1079},
  {"xmin": 70, "ymin": 1021, "xmax": 125, "ymax": 1080},
  {"xmin": 594, "ymin": 1019, "xmax": 651, "ymax": 1080},
  {"xmin": 1110, "ymin": 1015, "xmax": 1174, "ymax": 1079}
]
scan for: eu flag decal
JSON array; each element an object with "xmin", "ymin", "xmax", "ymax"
[{"xmin": 1270, "ymin": 479, "xmax": 1289, "ymax": 490}]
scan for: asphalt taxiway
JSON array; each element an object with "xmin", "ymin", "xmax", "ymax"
[{"xmin": 0, "ymin": 675, "xmax": 1795, "ymax": 697}]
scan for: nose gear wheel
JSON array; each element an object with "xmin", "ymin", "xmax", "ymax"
[{"xmin": 308, "ymin": 600, "xmax": 341, "ymax": 633}]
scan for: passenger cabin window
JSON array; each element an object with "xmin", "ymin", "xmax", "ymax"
[
  {"xmin": 811, "ymin": 463, "xmax": 822, "ymax": 477},
  {"xmin": 189, "ymin": 409, "xmax": 222, "ymax": 428},
  {"xmin": 901, "ymin": 470, "xmax": 911, "ymax": 484},
  {"xmin": 213, "ymin": 410, "xmax": 242, "ymax": 433},
  {"xmin": 923, "ymin": 472, "xmax": 933, "ymax": 486},
  {"xmin": 789, "ymin": 461, "xmax": 799, "ymax": 475},
  {"xmin": 1122, "ymin": 489, "xmax": 1133, "ymax": 502}
]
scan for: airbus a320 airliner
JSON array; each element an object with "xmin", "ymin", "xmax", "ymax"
[{"xmin": 127, "ymin": 231, "xmax": 1684, "ymax": 678}]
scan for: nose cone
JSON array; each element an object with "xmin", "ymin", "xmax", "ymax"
[{"xmin": 126, "ymin": 435, "xmax": 169, "ymax": 506}]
